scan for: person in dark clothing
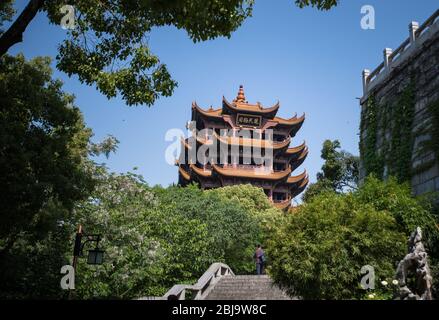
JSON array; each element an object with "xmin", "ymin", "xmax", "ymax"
[{"xmin": 254, "ymin": 244, "xmax": 265, "ymax": 275}]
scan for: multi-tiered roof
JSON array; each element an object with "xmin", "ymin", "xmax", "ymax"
[{"xmin": 177, "ymin": 86, "xmax": 308, "ymax": 210}]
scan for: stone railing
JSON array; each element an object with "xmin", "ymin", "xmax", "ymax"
[
  {"xmin": 362, "ymin": 9, "xmax": 439, "ymax": 101},
  {"xmin": 138, "ymin": 262, "xmax": 234, "ymax": 300}
]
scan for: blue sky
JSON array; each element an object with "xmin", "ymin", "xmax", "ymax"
[{"xmin": 8, "ymin": 0, "xmax": 439, "ymax": 188}]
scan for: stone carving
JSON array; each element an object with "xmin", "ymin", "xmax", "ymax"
[{"xmin": 395, "ymin": 227, "xmax": 433, "ymax": 300}]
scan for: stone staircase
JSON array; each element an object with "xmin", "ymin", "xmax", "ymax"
[
  {"xmin": 138, "ymin": 263, "xmax": 295, "ymax": 300},
  {"xmin": 205, "ymin": 275, "xmax": 293, "ymax": 300}
]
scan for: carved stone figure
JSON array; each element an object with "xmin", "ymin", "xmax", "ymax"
[{"xmin": 395, "ymin": 227, "xmax": 433, "ymax": 300}]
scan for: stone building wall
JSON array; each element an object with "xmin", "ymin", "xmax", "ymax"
[{"xmin": 359, "ymin": 10, "xmax": 439, "ymax": 197}]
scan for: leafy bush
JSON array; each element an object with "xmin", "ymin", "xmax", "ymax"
[
  {"xmin": 268, "ymin": 176, "xmax": 439, "ymax": 299},
  {"xmin": 355, "ymin": 176, "xmax": 439, "ymax": 257},
  {"xmin": 268, "ymin": 189, "xmax": 406, "ymax": 300}
]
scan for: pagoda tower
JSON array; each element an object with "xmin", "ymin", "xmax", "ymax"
[{"xmin": 177, "ymin": 86, "xmax": 308, "ymax": 210}]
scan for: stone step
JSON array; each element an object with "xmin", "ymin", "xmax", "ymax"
[
  {"xmin": 207, "ymin": 293, "xmax": 289, "ymax": 297},
  {"xmin": 221, "ymin": 275, "xmax": 270, "ymax": 280},
  {"xmin": 204, "ymin": 275, "xmax": 293, "ymax": 300},
  {"xmin": 216, "ymin": 277, "xmax": 272, "ymax": 283},
  {"xmin": 214, "ymin": 283, "xmax": 273, "ymax": 286}
]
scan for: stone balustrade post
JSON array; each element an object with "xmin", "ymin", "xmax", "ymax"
[
  {"xmin": 409, "ymin": 21, "xmax": 419, "ymax": 44},
  {"xmin": 362, "ymin": 69, "xmax": 370, "ymax": 95},
  {"xmin": 383, "ymin": 48, "xmax": 393, "ymax": 70}
]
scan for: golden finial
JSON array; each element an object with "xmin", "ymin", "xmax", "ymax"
[{"xmin": 234, "ymin": 85, "xmax": 246, "ymax": 103}]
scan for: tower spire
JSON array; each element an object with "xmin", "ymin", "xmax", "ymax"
[{"xmin": 234, "ymin": 85, "xmax": 246, "ymax": 103}]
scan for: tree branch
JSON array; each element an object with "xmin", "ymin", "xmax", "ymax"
[{"xmin": 0, "ymin": 0, "xmax": 45, "ymax": 56}]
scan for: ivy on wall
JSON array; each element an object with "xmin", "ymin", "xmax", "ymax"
[
  {"xmin": 389, "ymin": 83, "xmax": 416, "ymax": 182},
  {"xmin": 360, "ymin": 95, "xmax": 384, "ymax": 178},
  {"xmin": 428, "ymin": 99, "xmax": 439, "ymax": 159},
  {"xmin": 416, "ymin": 99, "xmax": 439, "ymax": 172},
  {"xmin": 360, "ymin": 82, "xmax": 416, "ymax": 183}
]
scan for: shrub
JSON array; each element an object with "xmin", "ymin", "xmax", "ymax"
[
  {"xmin": 355, "ymin": 176, "xmax": 439, "ymax": 257},
  {"xmin": 267, "ymin": 190, "xmax": 406, "ymax": 299}
]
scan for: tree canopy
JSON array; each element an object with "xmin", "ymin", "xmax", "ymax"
[
  {"xmin": 0, "ymin": 53, "xmax": 95, "ymax": 248},
  {"xmin": 67, "ymin": 180, "xmax": 283, "ymax": 298},
  {"xmin": 0, "ymin": 54, "xmax": 119, "ymax": 298},
  {"xmin": 0, "ymin": 53, "xmax": 101, "ymax": 298},
  {"xmin": 0, "ymin": 0, "xmax": 338, "ymax": 106},
  {"xmin": 302, "ymin": 139, "xmax": 359, "ymax": 202},
  {"xmin": 1, "ymin": 137, "xmax": 283, "ymax": 299}
]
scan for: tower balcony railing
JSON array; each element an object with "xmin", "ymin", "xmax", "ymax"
[
  {"xmin": 273, "ymin": 196, "xmax": 291, "ymax": 204},
  {"xmin": 201, "ymin": 163, "xmax": 291, "ymax": 175},
  {"xmin": 221, "ymin": 164, "xmax": 268, "ymax": 170},
  {"xmin": 211, "ymin": 130, "xmax": 291, "ymax": 147},
  {"xmin": 361, "ymin": 9, "xmax": 439, "ymax": 101}
]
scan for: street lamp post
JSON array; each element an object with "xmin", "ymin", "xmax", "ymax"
[
  {"xmin": 69, "ymin": 225, "xmax": 105, "ymax": 299},
  {"xmin": 73, "ymin": 225, "xmax": 105, "ymax": 266}
]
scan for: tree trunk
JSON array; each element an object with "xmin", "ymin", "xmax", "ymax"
[{"xmin": 0, "ymin": 0, "xmax": 45, "ymax": 56}]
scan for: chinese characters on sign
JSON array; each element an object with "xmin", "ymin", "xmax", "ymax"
[{"xmin": 236, "ymin": 113, "xmax": 262, "ymax": 127}]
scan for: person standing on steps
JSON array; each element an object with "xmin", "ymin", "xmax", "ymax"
[{"xmin": 254, "ymin": 244, "xmax": 265, "ymax": 275}]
